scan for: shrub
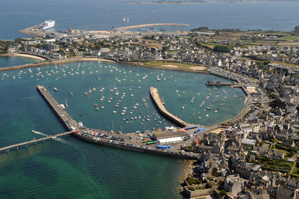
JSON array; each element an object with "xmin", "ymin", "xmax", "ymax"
[
  {"xmin": 219, "ymin": 190, "xmax": 227, "ymax": 196},
  {"xmin": 213, "ymin": 45, "xmax": 232, "ymax": 53},
  {"xmin": 187, "ymin": 186, "xmax": 196, "ymax": 191},
  {"xmin": 186, "ymin": 177, "xmax": 202, "ymax": 185}
]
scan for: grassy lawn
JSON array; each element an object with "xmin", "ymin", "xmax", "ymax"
[
  {"xmin": 279, "ymin": 36, "xmax": 299, "ymax": 41},
  {"xmin": 270, "ymin": 61, "xmax": 298, "ymax": 67}
]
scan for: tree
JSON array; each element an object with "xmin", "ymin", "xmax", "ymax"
[
  {"xmin": 219, "ymin": 190, "xmax": 227, "ymax": 196},
  {"xmin": 213, "ymin": 45, "xmax": 231, "ymax": 53},
  {"xmin": 270, "ymin": 99, "xmax": 286, "ymax": 109}
]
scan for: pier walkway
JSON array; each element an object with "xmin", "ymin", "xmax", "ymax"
[
  {"xmin": 150, "ymin": 87, "xmax": 188, "ymax": 127},
  {"xmin": 37, "ymin": 85, "xmax": 78, "ymax": 131},
  {"xmin": 0, "ymin": 131, "xmax": 73, "ymax": 153}
]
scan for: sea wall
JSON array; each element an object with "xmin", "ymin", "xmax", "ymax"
[
  {"xmin": 72, "ymin": 133, "xmax": 198, "ymax": 160},
  {"xmin": 183, "ymin": 186, "xmax": 214, "ymax": 198}
]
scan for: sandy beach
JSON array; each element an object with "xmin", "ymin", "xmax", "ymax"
[
  {"xmin": 8, "ymin": 53, "xmax": 46, "ymax": 61},
  {"xmin": 0, "ymin": 55, "xmax": 116, "ymax": 71},
  {"xmin": 79, "ymin": 57, "xmax": 115, "ymax": 62},
  {"xmin": 190, "ymin": 66, "xmax": 207, "ymax": 71}
]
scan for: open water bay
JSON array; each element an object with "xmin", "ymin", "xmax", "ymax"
[
  {"xmin": 1, "ymin": 0, "xmax": 299, "ymax": 40},
  {"xmin": 0, "ymin": 58, "xmax": 245, "ymax": 198}
]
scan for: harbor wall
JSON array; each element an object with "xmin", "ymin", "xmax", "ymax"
[
  {"xmin": 183, "ymin": 187, "xmax": 214, "ymax": 198},
  {"xmin": 72, "ymin": 133, "xmax": 197, "ymax": 160},
  {"xmin": 149, "ymin": 88, "xmax": 187, "ymax": 127},
  {"xmin": 37, "ymin": 86, "xmax": 73, "ymax": 131}
]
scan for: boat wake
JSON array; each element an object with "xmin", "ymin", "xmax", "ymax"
[{"xmin": 32, "ymin": 130, "xmax": 49, "ymax": 137}]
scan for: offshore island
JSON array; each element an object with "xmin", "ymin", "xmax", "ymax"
[{"xmin": 1, "ymin": 21, "xmax": 299, "ymax": 198}]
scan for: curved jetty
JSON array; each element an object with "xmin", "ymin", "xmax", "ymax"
[
  {"xmin": 118, "ymin": 23, "xmax": 189, "ymax": 30},
  {"xmin": 150, "ymin": 87, "xmax": 188, "ymax": 127}
]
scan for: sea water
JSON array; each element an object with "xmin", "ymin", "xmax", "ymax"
[
  {"xmin": 1, "ymin": 0, "xmax": 299, "ymax": 40},
  {"xmin": 0, "ymin": 57, "xmax": 244, "ymax": 198},
  {"xmin": 0, "ymin": 56, "xmax": 40, "ymax": 68}
]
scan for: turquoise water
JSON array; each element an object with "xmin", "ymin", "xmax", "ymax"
[
  {"xmin": 1, "ymin": 0, "xmax": 299, "ymax": 40},
  {"xmin": 0, "ymin": 56, "xmax": 39, "ymax": 68},
  {"xmin": 0, "ymin": 57, "xmax": 245, "ymax": 198}
]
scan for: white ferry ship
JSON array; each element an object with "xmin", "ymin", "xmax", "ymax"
[{"xmin": 42, "ymin": 20, "xmax": 55, "ymax": 30}]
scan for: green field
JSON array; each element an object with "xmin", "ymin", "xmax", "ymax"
[{"xmin": 279, "ymin": 36, "xmax": 299, "ymax": 41}]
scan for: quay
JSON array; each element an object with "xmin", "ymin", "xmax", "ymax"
[
  {"xmin": 37, "ymin": 85, "xmax": 78, "ymax": 131},
  {"xmin": 19, "ymin": 27, "xmax": 47, "ymax": 37},
  {"xmin": 150, "ymin": 87, "xmax": 188, "ymax": 127},
  {"xmin": 205, "ymin": 81, "xmax": 236, "ymax": 87},
  {"xmin": 0, "ymin": 131, "xmax": 73, "ymax": 154}
]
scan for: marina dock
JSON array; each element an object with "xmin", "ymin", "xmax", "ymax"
[{"xmin": 150, "ymin": 87, "xmax": 188, "ymax": 127}]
